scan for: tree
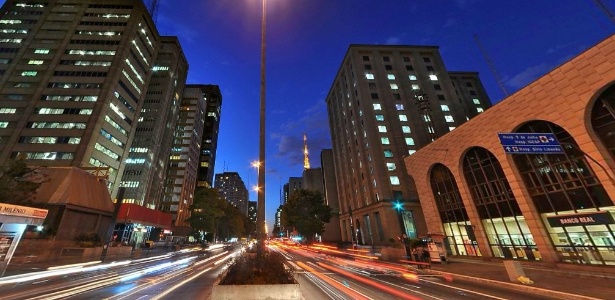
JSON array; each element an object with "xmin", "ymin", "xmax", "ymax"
[
  {"xmin": 0, "ymin": 158, "xmax": 46, "ymax": 205},
  {"xmin": 188, "ymin": 188, "xmax": 226, "ymax": 242},
  {"xmin": 281, "ymin": 189, "xmax": 331, "ymax": 244}
]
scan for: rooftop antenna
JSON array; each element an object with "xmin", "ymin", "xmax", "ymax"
[
  {"xmin": 592, "ymin": 0, "xmax": 615, "ymax": 25},
  {"xmin": 148, "ymin": 0, "xmax": 160, "ymax": 24},
  {"xmin": 474, "ymin": 34, "xmax": 509, "ymax": 97},
  {"xmin": 303, "ymin": 132, "xmax": 311, "ymax": 170}
]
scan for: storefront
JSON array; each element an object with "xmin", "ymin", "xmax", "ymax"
[
  {"xmin": 0, "ymin": 202, "xmax": 48, "ymax": 276},
  {"xmin": 112, "ymin": 203, "xmax": 172, "ymax": 249}
]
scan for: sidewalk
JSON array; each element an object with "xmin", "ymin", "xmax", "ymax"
[{"xmin": 423, "ymin": 258, "xmax": 615, "ymax": 300}]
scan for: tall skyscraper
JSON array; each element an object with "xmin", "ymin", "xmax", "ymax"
[
  {"xmin": 161, "ymin": 85, "xmax": 206, "ymax": 232},
  {"xmin": 196, "ymin": 84, "xmax": 221, "ymax": 188},
  {"xmin": 326, "ymin": 45, "xmax": 491, "ymax": 246},
  {"xmin": 214, "ymin": 171, "xmax": 249, "ymax": 215},
  {"xmin": 0, "ymin": 0, "xmax": 161, "ymax": 199},
  {"xmin": 120, "ymin": 36, "xmax": 188, "ymax": 209}
]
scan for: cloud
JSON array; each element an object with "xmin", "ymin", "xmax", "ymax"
[
  {"xmin": 385, "ymin": 36, "xmax": 401, "ymax": 45},
  {"xmin": 505, "ymin": 63, "xmax": 550, "ymax": 89},
  {"xmin": 271, "ymin": 100, "xmax": 332, "ymax": 168}
]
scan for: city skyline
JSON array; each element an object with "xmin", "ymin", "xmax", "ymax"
[{"xmin": 148, "ymin": 0, "xmax": 615, "ymax": 232}]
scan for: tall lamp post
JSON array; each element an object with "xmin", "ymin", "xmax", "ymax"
[{"xmin": 256, "ymin": 0, "xmax": 267, "ymax": 257}]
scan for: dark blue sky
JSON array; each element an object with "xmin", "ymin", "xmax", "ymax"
[{"xmin": 154, "ymin": 0, "xmax": 615, "ymax": 232}]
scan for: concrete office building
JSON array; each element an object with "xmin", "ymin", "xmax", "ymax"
[
  {"xmin": 214, "ymin": 171, "xmax": 249, "ymax": 215},
  {"xmin": 0, "ymin": 0, "xmax": 160, "ymax": 199},
  {"xmin": 321, "ymin": 149, "xmax": 342, "ymax": 242},
  {"xmin": 326, "ymin": 44, "xmax": 491, "ymax": 246},
  {"xmin": 196, "ymin": 84, "xmax": 221, "ymax": 188},
  {"xmin": 120, "ymin": 36, "xmax": 187, "ymax": 208},
  {"xmin": 405, "ymin": 34, "xmax": 615, "ymax": 266},
  {"xmin": 160, "ymin": 85, "xmax": 206, "ymax": 232}
]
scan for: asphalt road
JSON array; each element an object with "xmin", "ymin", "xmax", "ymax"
[{"xmin": 0, "ymin": 244, "xmax": 563, "ymax": 300}]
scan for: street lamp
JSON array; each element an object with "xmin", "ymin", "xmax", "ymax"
[
  {"xmin": 393, "ymin": 201, "xmax": 406, "ymax": 236},
  {"xmin": 256, "ymin": 0, "xmax": 267, "ymax": 257}
]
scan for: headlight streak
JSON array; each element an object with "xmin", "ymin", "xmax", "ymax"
[
  {"xmin": 406, "ymin": 278, "xmax": 510, "ymax": 300},
  {"xmin": 149, "ymin": 266, "xmax": 213, "ymax": 300},
  {"xmin": 120, "ymin": 256, "xmax": 196, "ymax": 282},
  {"xmin": 26, "ymin": 274, "xmax": 121, "ymax": 300},
  {"xmin": 47, "ymin": 260, "xmax": 102, "ymax": 270},
  {"xmin": 303, "ymin": 271, "xmax": 349, "ymax": 300}
]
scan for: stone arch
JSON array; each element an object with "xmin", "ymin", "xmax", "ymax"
[
  {"xmin": 590, "ymin": 83, "xmax": 615, "ymax": 161},
  {"xmin": 511, "ymin": 120, "xmax": 614, "ymax": 265},
  {"xmin": 429, "ymin": 163, "xmax": 481, "ymax": 256},
  {"xmin": 462, "ymin": 146, "xmax": 539, "ymax": 260}
]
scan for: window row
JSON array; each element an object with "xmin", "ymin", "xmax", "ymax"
[
  {"xmin": 14, "ymin": 152, "xmax": 74, "ymax": 160},
  {"xmin": 94, "ymin": 142, "xmax": 120, "ymax": 160},
  {"xmin": 53, "ymin": 71, "xmax": 107, "ymax": 77},
  {"xmin": 19, "ymin": 136, "xmax": 81, "ymax": 144},
  {"xmin": 75, "ymin": 30, "xmax": 123, "ymax": 36},
  {"xmin": 59, "ymin": 60, "xmax": 112, "ymax": 66},
  {"xmin": 100, "ymin": 128, "xmax": 124, "ymax": 147},
  {"xmin": 66, "ymin": 49, "xmax": 116, "ymax": 56},
  {"xmin": 35, "ymin": 108, "xmax": 92, "ymax": 115},
  {"xmin": 48, "ymin": 82, "xmax": 101, "ymax": 89},
  {"xmin": 28, "ymin": 122, "xmax": 86, "ymax": 129},
  {"xmin": 69, "ymin": 39, "xmax": 120, "ymax": 46},
  {"xmin": 41, "ymin": 95, "xmax": 98, "ymax": 102},
  {"xmin": 79, "ymin": 21, "xmax": 127, "ymax": 27}
]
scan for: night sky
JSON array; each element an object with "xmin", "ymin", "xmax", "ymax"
[{"xmin": 11, "ymin": 0, "xmax": 615, "ymax": 233}]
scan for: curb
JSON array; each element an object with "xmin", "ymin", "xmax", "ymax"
[{"xmin": 425, "ymin": 269, "xmax": 604, "ymax": 300}]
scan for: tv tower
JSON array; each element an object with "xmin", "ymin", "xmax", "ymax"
[{"xmin": 303, "ymin": 132, "xmax": 311, "ymax": 170}]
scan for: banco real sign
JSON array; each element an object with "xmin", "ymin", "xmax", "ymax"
[{"xmin": 546, "ymin": 211, "xmax": 614, "ymax": 227}]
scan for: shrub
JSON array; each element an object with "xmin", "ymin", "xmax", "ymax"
[
  {"xmin": 74, "ymin": 232, "xmax": 102, "ymax": 247},
  {"xmin": 220, "ymin": 251, "xmax": 295, "ymax": 285}
]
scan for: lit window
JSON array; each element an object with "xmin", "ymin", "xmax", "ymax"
[
  {"xmin": 408, "ymin": 75, "xmax": 417, "ymax": 80},
  {"xmin": 473, "ymin": 98, "xmax": 481, "ymax": 105},
  {"xmin": 402, "ymin": 126, "xmax": 411, "ymax": 133},
  {"xmin": 477, "ymin": 107, "xmax": 484, "ymax": 113},
  {"xmin": 21, "ymin": 71, "xmax": 37, "ymax": 76},
  {"xmin": 381, "ymin": 137, "xmax": 390, "ymax": 144},
  {"xmin": 408, "ymin": 150, "xmax": 416, "ymax": 155},
  {"xmin": 0, "ymin": 108, "xmax": 17, "ymax": 114},
  {"xmin": 386, "ymin": 163, "xmax": 396, "ymax": 171},
  {"xmin": 126, "ymin": 158, "xmax": 146, "ymax": 164},
  {"xmin": 390, "ymin": 83, "xmax": 398, "ymax": 90},
  {"xmin": 395, "ymin": 104, "xmax": 404, "ymax": 110},
  {"xmin": 441, "ymin": 105, "xmax": 450, "ymax": 111},
  {"xmin": 0, "ymin": 20, "xmax": 22, "ymax": 24},
  {"xmin": 384, "ymin": 150, "xmax": 393, "ymax": 158},
  {"xmin": 429, "ymin": 75, "xmax": 438, "ymax": 81},
  {"xmin": 34, "ymin": 49, "xmax": 50, "ymax": 54},
  {"xmin": 0, "ymin": 122, "xmax": 8, "ymax": 128},
  {"xmin": 95, "ymin": 142, "xmax": 120, "ymax": 160},
  {"xmin": 375, "ymin": 114, "xmax": 384, "ymax": 121},
  {"xmin": 445, "ymin": 115, "xmax": 455, "ymax": 123},
  {"xmin": 366, "ymin": 73, "xmax": 374, "ymax": 80},
  {"xmin": 390, "ymin": 176, "xmax": 400, "ymax": 185},
  {"xmin": 412, "ymin": 84, "xmax": 420, "ymax": 90},
  {"xmin": 399, "ymin": 115, "xmax": 408, "ymax": 122},
  {"xmin": 378, "ymin": 126, "xmax": 387, "ymax": 133},
  {"xmin": 0, "ymin": 38, "xmax": 22, "ymax": 43},
  {"xmin": 373, "ymin": 103, "xmax": 382, "ymax": 111},
  {"xmin": 405, "ymin": 138, "xmax": 415, "ymax": 145},
  {"xmin": 27, "ymin": 60, "xmax": 44, "ymax": 65},
  {"xmin": 387, "ymin": 74, "xmax": 395, "ymax": 80},
  {"xmin": 449, "ymin": 127, "xmax": 456, "ymax": 131}
]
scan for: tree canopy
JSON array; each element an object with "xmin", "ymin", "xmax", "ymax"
[
  {"xmin": 0, "ymin": 158, "xmax": 45, "ymax": 205},
  {"xmin": 281, "ymin": 189, "xmax": 331, "ymax": 243},
  {"xmin": 188, "ymin": 187, "xmax": 248, "ymax": 242}
]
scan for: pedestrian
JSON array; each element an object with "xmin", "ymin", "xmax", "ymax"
[{"xmin": 422, "ymin": 248, "xmax": 430, "ymax": 263}]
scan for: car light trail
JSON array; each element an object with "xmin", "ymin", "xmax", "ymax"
[
  {"xmin": 47, "ymin": 260, "xmax": 102, "ymax": 270},
  {"xmin": 297, "ymin": 261, "xmax": 372, "ymax": 300},
  {"xmin": 316, "ymin": 262, "xmax": 421, "ymax": 300},
  {"xmin": 150, "ymin": 267, "xmax": 213, "ymax": 300}
]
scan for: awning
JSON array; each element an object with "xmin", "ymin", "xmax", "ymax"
[{"xmin": 117, "ymin": 203, "xmax": 172, "ymax": 229}]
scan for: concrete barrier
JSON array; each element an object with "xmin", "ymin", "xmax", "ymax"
[{"xmin": 211, "ymin": 283, "xmax": 302, "ymax": 300}]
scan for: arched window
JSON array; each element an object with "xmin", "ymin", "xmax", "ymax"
[
  {"xmin": 591, "ymin": 84, "xmax": 615, "ymax": 159},
  {"xmin": 513, "ymin": 120, "xmax": 614, "ymax": 265},
  {"xmin": 463, "ymin": 147, "xmax": 539, "ymax": 260},
  {"xmin": 430, "ymin": 164, "xmax": 481, "ymax": 256}
]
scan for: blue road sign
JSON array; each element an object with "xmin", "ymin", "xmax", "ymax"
[{"xmin": 498, "ymin": 133, "xmax": 564, "ymax": 154}]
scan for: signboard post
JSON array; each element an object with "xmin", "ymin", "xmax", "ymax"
[{"xmin": 497, "ymin": 133, "xmax": 564, "ymax": 154}]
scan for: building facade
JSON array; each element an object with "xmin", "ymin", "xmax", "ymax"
[
  {"xmin": 0, "ymin": 0, "xmax": 160, "ymax": 199},
  {"xmin": 405, "ymin": 34, "xmax": 615, "ymax": 266},
  {"xmin": 321, "ymin": 149, "xmax": 342, "ymax": 242},
  {"xmin": 120, "ymin": 36, "xmax": 187, "ymax": 208},
  {"xmin": 214, "ymin": 171, "xmax": 249, "ymax": 215},
  {"xmin": 326, "ymin": 45, "xmax": 491, "ymax": 246},
  {"xmin": 160, "ymin": 85, "xmax": 206, "ymax": 231},
  {"xmin": 196, "ymin": 84, "xmax": 221, "ymax": 188}
]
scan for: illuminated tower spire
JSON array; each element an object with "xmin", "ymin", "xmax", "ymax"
[{"xmin": 303, "ymin": 132, "xmax": 311, "ymax": 170}]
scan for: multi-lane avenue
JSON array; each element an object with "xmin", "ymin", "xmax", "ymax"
[{"xmin": 0, "ymin": 243, "xmax": 561, "ymax": 300}]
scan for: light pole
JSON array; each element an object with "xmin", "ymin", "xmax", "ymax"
[{"xmin": 256, "ymin": 0, "xmax": 267, "ymax": 257}]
